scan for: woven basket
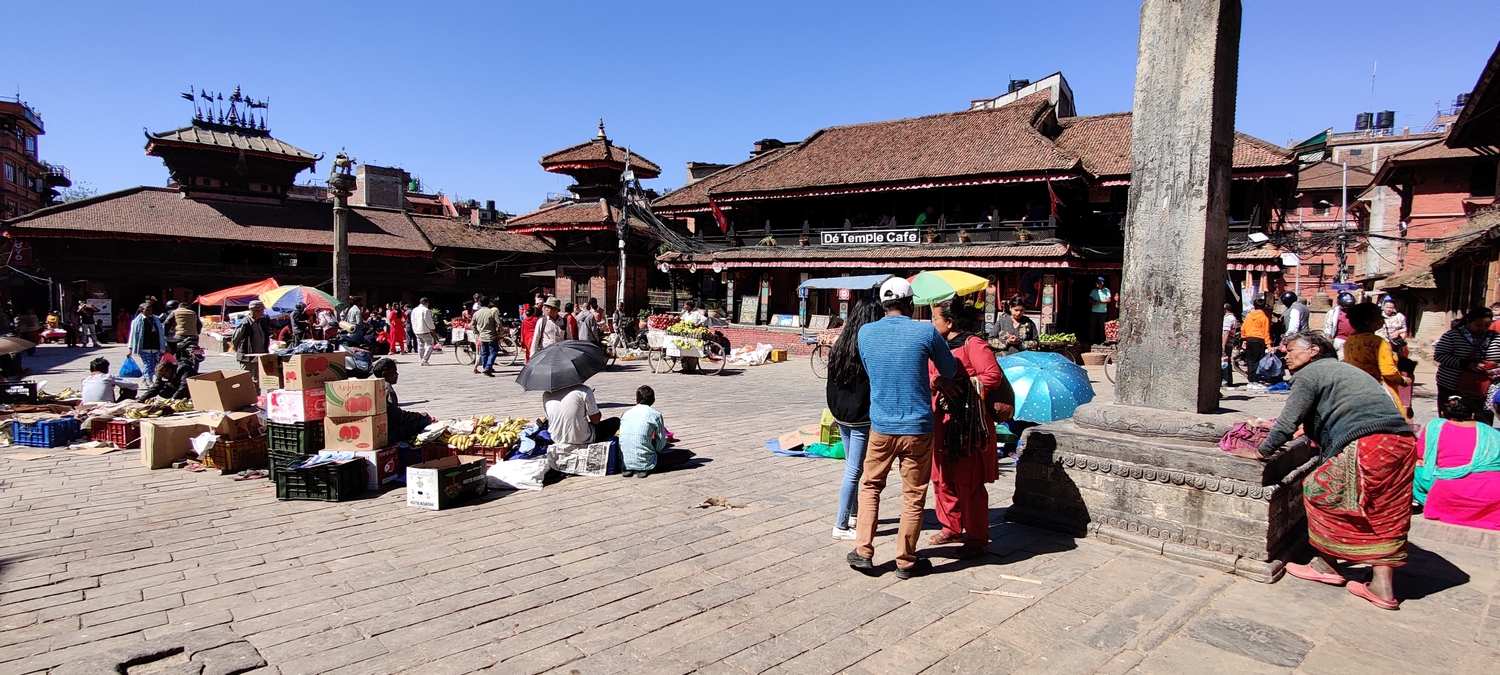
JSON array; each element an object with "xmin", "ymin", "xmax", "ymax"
[{"xmin": 202, "ymin": 435, "xmax": 269, "ymax": 474}]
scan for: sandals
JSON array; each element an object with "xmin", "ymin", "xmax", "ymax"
[
  {"xmin": 1285, "ymin": 562, "xmax": 1346, "ymax": 586},
  {"xmin": 233, "ymin": 469, "xmax": 268, "ymax": 481},
  {"xmin": 928, "ymin": 531, "xmax": 964, "ymax": 546},
  {"xmin": 1347, "ymin": 581, "xmax": 1400, "ymax": 610},
  {"xmin": 182, "ymin": 461, "xmax": 207, "ymax": 473}
]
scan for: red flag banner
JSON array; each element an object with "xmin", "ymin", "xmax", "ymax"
[
  {"xmin": 1046, "ymin": 179, "xmax": 1066, "ymax": 219},
  {"xmin": 709, "ymin": 199, "xmax": 729, "ymax": 234}
]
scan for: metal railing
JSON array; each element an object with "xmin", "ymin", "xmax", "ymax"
[
  {"xmin": 0, "ymin": 95, "xmax": 44, "ymax": 132},
  {"xmin": 44, "ymin": 163, "xmax": 69, "ymax": 181}
]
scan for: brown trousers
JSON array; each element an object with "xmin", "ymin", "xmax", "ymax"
[{"xmin": 854, "ymin": 432, "xmax": 933, "ymax": 568}]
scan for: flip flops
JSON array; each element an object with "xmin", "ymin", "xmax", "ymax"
[
  {"xmin": 1285, "ymin": 562, "xmax": 1346, "ymax": 586},
  {"xmin": 182, "ymin": 461, "xmax": 207, "ymax": 473},
  {"xmin": 233, "ymin": 469, "xmax": 268, "ymax": 481},
  {"xmin": 1347, "ymin": 581, "xmax": 1400, "ymax": 610}
]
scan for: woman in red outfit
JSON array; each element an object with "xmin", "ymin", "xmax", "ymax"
[
  {"xmin": 386, "ymin": 303, "xmax": 407, "ymax": 354},
  {"xmin": 927, "ymin": 299, "xmax": 1012, "ymax": 558},
  {"xmin": 520, "ymin": 304, "xmax": 540, "ymax": 362}
]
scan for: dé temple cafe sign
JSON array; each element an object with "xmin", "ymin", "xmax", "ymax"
[{"xmin": 821, "ymin": 229, "xmax": 919, "ymax": 246}]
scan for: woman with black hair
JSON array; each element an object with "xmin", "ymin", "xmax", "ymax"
[
  {"xmin": 1433, "ymin": 306, "xmax": 1500, "ymax": 423},
  {"xmin": 926, "ymin": 299, "xmax": 1013, "ymax": 558},
  {"xmin": 827, "ymin": 297, "xmax": 883, "ymax": 540},
  {"xmin": 1415, "ymin": 396, "xmax": 1500, "ymax": 530}
]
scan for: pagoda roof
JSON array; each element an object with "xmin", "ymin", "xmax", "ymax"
[
  {"xmin": 146, "ymin": 120, "xmax": 319, "ymax": 165},
  {"xmin": 504, "ymin": 198, "xmax": 653, "ymax": 236},
  {"xmin": 540, "ymin": 136, "xmax": 660, "ymax": 179}
]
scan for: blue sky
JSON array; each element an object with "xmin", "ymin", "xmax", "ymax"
[{"xmin": 11, "ymin": 1, "xmax": 1498, "ymax": 214}]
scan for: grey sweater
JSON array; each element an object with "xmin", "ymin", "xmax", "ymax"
[{"xmin": 1258, "ymin": 356, "xmax": 1412, "ymax": 457}]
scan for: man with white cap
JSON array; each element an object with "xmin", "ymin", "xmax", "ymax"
[
  {"xmin": 847, "ymin": 277, "xmax": 961, "ymax": 580},
  {"xmin": 231, "ymin": 300, "xmax": 274, "ymax": 386}
]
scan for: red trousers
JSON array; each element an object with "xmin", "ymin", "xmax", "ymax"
[{"xmin": 932, "ymin": 444, "xmax": 990, "ymax": 548}]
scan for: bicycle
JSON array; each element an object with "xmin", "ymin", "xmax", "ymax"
[{"xmin": 452, "ymin": 327, "xmax": 477, "ymax": 366}]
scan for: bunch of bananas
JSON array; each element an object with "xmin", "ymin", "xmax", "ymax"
[{"xmin": 447, "ymin": 416, "xmax": 529, "ymax": 450}]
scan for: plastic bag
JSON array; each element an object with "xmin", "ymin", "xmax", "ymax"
[
  {"xmin": 805, "ymin": 441, "xmax": 845, "ymax": 459},
  {"xmin": 190, "ymin": 431, "xmax": 217, "ymax": 458},
  {"xmin": 487, "ymin": 456, "xmax": 547, "ymax": 491},
  {"xmin": 119, "ymin": 357, "xmax": 143, "ymax": 379}
]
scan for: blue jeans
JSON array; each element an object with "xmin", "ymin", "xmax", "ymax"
[
  {"xmin": 479, "ymin": 339, "xmax": 498, "ymax": 371},
  {"xmin": 835, "ymin": 424, "xmax": 869, "ymax": 529}
]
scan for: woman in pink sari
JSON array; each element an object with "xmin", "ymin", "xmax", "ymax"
[{"xmin": 1415, "ymin": 397, "xmax": 1500, "ymax": 530}]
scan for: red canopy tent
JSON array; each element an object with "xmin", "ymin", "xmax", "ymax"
[{"xmin": 197, "ymin": 278, "xmax": 280, "ymax": 306}]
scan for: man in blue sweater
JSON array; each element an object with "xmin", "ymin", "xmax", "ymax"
[{"xmin": 848, "ymin": 278, "xmax": 961, "ymax": 579}]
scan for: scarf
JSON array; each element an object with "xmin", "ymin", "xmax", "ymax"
[
  {"xmin": 1415, "ymin": 419, "xmax": 1500, "ymax": 503},
  {"xmin": 938, "ymin": 333, "xmax": 986, "ymax": 459}
]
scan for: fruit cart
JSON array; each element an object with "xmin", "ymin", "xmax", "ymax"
[{"xmin": 648, "ymin": 325, "xmax": 727, "ymax": 375}]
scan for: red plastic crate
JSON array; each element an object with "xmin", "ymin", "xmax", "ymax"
[{"xmin": 99, "ymin": 419, "xmax": 140, "ymax": 449}]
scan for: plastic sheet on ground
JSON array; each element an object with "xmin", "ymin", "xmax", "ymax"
[
  {"xmin": 728, "ymin": 343, "xmax": 774, "ymax": 366},
  {"xmin": 487, "ymin": 457, "xmax": 547, "ymax": 490}
]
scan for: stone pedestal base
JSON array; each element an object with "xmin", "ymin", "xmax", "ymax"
[{"xmin": 1008, "ymin": 403, "xmax": 1319, "ymax": 583}]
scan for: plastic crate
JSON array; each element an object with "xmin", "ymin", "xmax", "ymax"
[
  {"xmin": 444, "ymin": 444, "xmax": 510, "ymax": 466},
  {"xmin": 268, "ymin": 449, "xmax": 312, "ymax": 482},
  {"xmin": 0, "ymin": 381, "xmax": 39, "ymax": 404},
  {"xmin": 267, "ymin": 421, "xmax": 324, "ymax": 454},
  {"xmin": 403, "ymin": 443, "xmax": 452, "ymax": 469},
  {"xmin": 14, "ymin": 417, "xmax": 82, "ymax": 448},
  {"xmin": 202, "ymin": 435, "xmax": 269, "ymax": 474},
  {"xmin": 275, "ymin": 458, "xmax": 367, "ymax": 502},
  {"xmin": 99, "ymin": 419, "xmax": 140, "ymax": 449}
]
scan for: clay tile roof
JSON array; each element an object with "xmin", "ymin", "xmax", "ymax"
[
  {"xmin": 540, "ymin": 140, "xmax": 661, "ymax": 178},
  {"xmin": 712, "ymin": 91, "xmax": 1080, "ymax": 198},
  {"xmin": 1386, "ymin": 138, "xmax": 1485, "ymax": 163},
  {"xmin": 408, "ymin": 215, "xmax": 550, "ymax": 253},
  {"xmin": 652, "ymin": 146, "xmax": 797, "ymax": 212},
  {"xmin": 1055, "ymin": 113, "xmax": 1294, "ymax": 178},
  {"xmin": 505, "ymin": 199, "xmax": 617, "ymax": 231},
  {"xmin": 3, "ymin": 187, "xmax": 430, "ymax": 254},
  {"xmin": 146, "ymin": 122, "xmax": 318, "ymax": 163},
  {"xmin": 1296, "ymin": 160, "xmax": 1374, "ymax": 191}
]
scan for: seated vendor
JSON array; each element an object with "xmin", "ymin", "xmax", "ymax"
[
  {"xmin": 619, "ymin": 385, "xmax": 691, "ymax": 477},
  {"xmin": 543, "ymin": 381, "xmax": 619, "ymax": 445},
  {"xmin": 370, "ymin": 357, "xmax": 433, "ymax": 442},
  {"xmin": 137, "ymin": 361, "xmax": 190, "ymax": 401},
  {"xmin": 81, "ymin": 357, "xmax": 139, "ymax": 404}
]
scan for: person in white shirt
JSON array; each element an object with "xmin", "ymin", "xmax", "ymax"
[
  {"xmin": 543, "ymin": 383, "xmax": 619, "ymax": 446},
  {"xmin": 679, "ymin": 300, "xmax": 706, "ymax": 326},
  {"xmin": 81, "ymin": 357, "xmax": 139, "ymax": 404},
  {"xmin": 530, "ymin": 298, "xmax": 569, "ymax": 355},
  {"xmin": 1379, "ymin": 298, "xmax": 1407, "ymax": 341},
  {"xmin": 410, "ymin": 297, "xmax": 437, "ymax": 366},
  {"xmin": 1280, "ymin": 292, "xmax": 1308, "ymax": 336}
]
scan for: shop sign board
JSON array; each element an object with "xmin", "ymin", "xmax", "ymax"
[
  {"xmin": 821, "ymin": 229, "xmax": 919, "ymax": 246},
  {"xmin": 738, "ymin": 295, "xmax": 759, "ymax": 324}
]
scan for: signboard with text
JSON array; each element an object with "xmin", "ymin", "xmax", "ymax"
[{"xmin": 821, "ymin": 229, "xmax": 919, "ymax": 246}]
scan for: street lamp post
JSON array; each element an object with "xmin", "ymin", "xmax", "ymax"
[{"xmin": 327, "ymin": 152, "xmax": 356, "ymax": 304}]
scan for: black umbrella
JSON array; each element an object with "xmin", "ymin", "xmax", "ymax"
[{"xmin": 515, "ymin": 340, "xmax": 610, "ymax": 392}]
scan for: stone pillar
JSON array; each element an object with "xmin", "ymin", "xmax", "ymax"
[
  {"xmin": 1115, "ymin": 0, "xmax": 1241, "ymax": 414},
  {"xmin": 327, "ymin": 170, "xmax": 356, "ymax": 305}
]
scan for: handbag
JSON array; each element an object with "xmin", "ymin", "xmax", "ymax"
[
  {"xmin": 1456, "ymin": 334, "xmax": 1495, "ymax": 398},
  {"xmin": 965, "ymin": 340, "xmax": 1015, "ymax": 423}
]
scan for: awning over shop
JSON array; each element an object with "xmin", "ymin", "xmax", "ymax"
[
  {"xmin": 197, "ymin": 278, "xmax": 280, "ymax": 306},
  {"xmin": 797, "ymin": 274, "xmax": 892, "ymax": 291}
]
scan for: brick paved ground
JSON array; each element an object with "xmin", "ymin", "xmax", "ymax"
[{"xmin": 1, "ymin": 344, "xmax": 1497, "ymax": 674}]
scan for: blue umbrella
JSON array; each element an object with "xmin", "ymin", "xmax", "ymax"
[{"xmin": 998, "ymin": 351, "xmax": 1095, "ymax": 422}]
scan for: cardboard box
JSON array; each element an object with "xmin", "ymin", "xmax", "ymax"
[
  {"xmin": 210, "ymin": 411, "xmax": 262, "ymax": 441},
  {"xmin": 776, "ymin": 424, "xmax": 823, "ymax": 453},
  {"xmin": 319, "ymin": 445, "xmax": 400, "ymax": 491},
  {"xmin": 281, "ymin": 354, "xmax": 346, "ymax": 391},
  {"xmin": 140, "ymin": 416, "xmax": 212, "ymax": 469},
  {"xmin": 186, "ymin": 370, "xmax": 258, "ymax": 412},
  {"xmin": 406, "ymin": 455, "xmax": 487, "ymax": 510},
  {"xmin": 324, "ymin": 413, "xmax": 388, "ymax": 451},
  {"xmin": 266, "ymin": 389, "xmax": 327, "ymax": 423},
  {"xmin": 324, "ymin": 379, "xmax": 387, "ymax": 418},
  {"xmin": 248, "ymin": 354, "xmax": 283, "ymax": 390}
]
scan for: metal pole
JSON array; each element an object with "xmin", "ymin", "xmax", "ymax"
[
  {"xmin": 617, "ymin": 156, "xmax": 630, "ymax": 316},
  {"xmin": 1337, "ymin": 162, "xmax": 1348, "ymax": 284}
]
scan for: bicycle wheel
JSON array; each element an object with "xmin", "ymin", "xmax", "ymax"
[
  {"xmin": 702, "ymin": 341, "xmax": 728, "ymax": 375},
  {"xmin": 649, "ymin": 349, "xmax": 667, "ymax": 373},
  {"xmin": 455, "ymin": 341, "xmax": 476, "ymax": 365},
  {"xmin": 1231, "ymin": 345, "xmax": 1250, "ymax": 376},
  {"xmin": 497, "ymin": 336, "xmax": 520, "ymax": 367},
  {"xmin": 810, "ymin": 344, "xmax": 829, "ymax": 379},
  {"xmin": 1103, "ymin": 353, "xmax": 1116, "ymax": 383}
]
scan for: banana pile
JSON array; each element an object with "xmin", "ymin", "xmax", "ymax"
[
  {"xmin": 120, "ymin": 398, "xmax": 195, "ymax": 419},
  {"xmin": 447, "ymin": 415, "xmax": 529, "ymax": 450}
]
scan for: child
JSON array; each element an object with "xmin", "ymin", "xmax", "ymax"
[{"xmin": 618, "ymin": 385, "xmax": 691, "ymax": 477}]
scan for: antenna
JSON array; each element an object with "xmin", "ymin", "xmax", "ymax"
[{"xmin": 1369, "ymin": 60, "xmax": 1377, "ymax": 114}]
